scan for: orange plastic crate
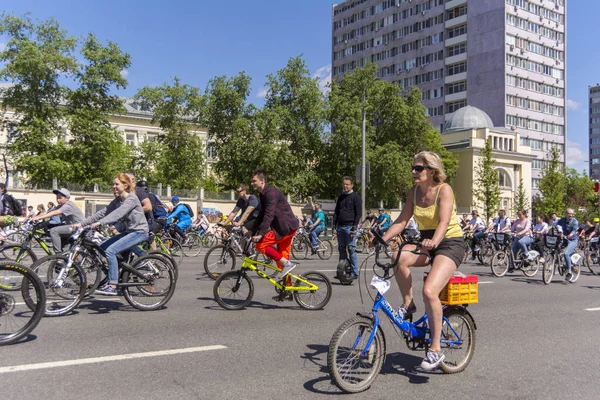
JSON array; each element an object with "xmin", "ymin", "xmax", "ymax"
[{"xmin": 425, "ymin": 274, "xmax": 479, "ymax": 305}]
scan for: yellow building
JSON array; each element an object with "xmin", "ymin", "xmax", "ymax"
[{"xmin": 441, "ymin": 106, "xmax": 534, "ymax": 219}]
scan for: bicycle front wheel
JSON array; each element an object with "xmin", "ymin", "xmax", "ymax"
[
  {"xmin": 327, "ymin": 316, "xmax": 386, "ymax": 394},
  {"xmin": 586, "ymin": 250, "xmax": 600, "ymax": 275},
  {"xmin": 317, "ymin": 240, "xmax": 334, "ymax": 260},
  {"xmin": 213, "ymin": 270, "xmax": 254, "ymax": 310},
  {"xmin": 182, "ymin": 235, "xmax": 202, "ymax": 257},
  {"xmin": 38, "ymin": 255, "xmax": 86, "ymax": 317},
  {"xmin": 490, "ymin": 251, "xmax": 509, "ymax": 277},
  {"xmin": 542, "ymin": 257, "xmax": 555, "ymax": 285},
  {"xmin": 0, "ymin": 261, "xmax": 46, "ymax": 345},
  {"xmin": 291, "ymin": 237, "xmax": 308, "ymax": 260},
  {"xmin": 0, "ymin": 244, "xmax": 37, "ymax": 269},
  {"xmin": 122, "ymin": 255, "xmax": 176, "ymax": 311},
  {"xmin": 439, "ymin": 308, "xmax": 476, "ymax": 374},
  {"xmin": 479, "ymin": 243, "xmax": 494, "ymax": 266},
  {"xmin": 522, "ymin": 258, "xmax": 540, "ymax": 278},
  {"xmin": 161, "ymin": 237, "xmax": 183, "ymax": 266},
  {"xmin": 203, "ymin": 245, "xmax": 237, "ymax": 280},
  {"xmin": 293, "ymin": 271, "xmax": 332, "ymax": 310}
]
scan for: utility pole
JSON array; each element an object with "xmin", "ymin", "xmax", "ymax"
[{"xmin": 361, "ymin": 86, "xmax": 366, "ymax": 220}]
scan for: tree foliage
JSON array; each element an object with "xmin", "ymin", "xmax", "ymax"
[
  {"xmin": 322, "ymin": 63, "xmax": 457, "ymax": 207},
  {"xmin": 512, "ymin": 178, "xmax": 530, "ymax": 216},
  {"xmin": 535, "ymin": 147, "xmax": 565, "ymax": 217},
  {"xmin": 565, "ymin": 168, "xmax": 596, "ymax": 222},
  {"xmin": 472, "ymin": 138, "xmax": 500, "ymax": 224},
  {"xmin": 135, "ymin": 78, "xmax": 205, "ymax": 190},
  {"xmin": 0, "ymin": 14, "xmax": 131, "ymax": 187}
]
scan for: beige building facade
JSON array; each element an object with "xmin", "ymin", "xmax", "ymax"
[{"xmin": 441, "ymin": 106, "xmax": 534, "ymax": 219}]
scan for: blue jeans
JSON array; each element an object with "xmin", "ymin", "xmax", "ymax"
[
  {"xmin": 337, "ymin": 225, "xmax": 358, "ymax": 276},
  {"xmin": 471, "ymin": 231, "xmax": 485, "ymax": 251},
  {"xmin": 311, "ymin": 225, "xmax": 325, "ymax": 248},
  {"xmin": 100, "ymin": 231, "xmax": 149, "ymax": 284},
  {"xmin": 512, "ymin": 235, "xmax": 533, "ymax": 259},
  {"xmin": 563, "ymin": 238, "xmax": 578, "ymax": 273}
]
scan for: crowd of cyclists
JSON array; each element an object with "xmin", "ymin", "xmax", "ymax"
[{"xmin": 4, "ymin": 152, "xmax": 599, "ymax": 372}]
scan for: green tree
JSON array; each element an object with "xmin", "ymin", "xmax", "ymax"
[
  {"xmin": 472, "ymin": 138, "xmax": 500, "ymax": 224},
  {"xmin": 135, "ymin": 78, "xmax": 206, "ymax": 190},
  {"xmin": 201, "ymin": 72, "xmax": 272, "ymax": 189},
  {"xmin": 257, "ymin": 56, "xmax": 328, "ymax": 198},
  {"xmin": 565, "ymin": 168, "xmax": 596, "ymax": 221},
  {"xmin": 323, "ymin": 63, "xmax": 458, "ymax": 206},
  {"xmin": 65, "ymin": 33, "xmax": 132, "ymax": 187},
  {"xmin": 535, "ymin": 147, "xmax": 565, "ymax": 217},
  {"xmin": 512, "ymin": 178, "xmax": 530, "ymax": 215},
  {"xmin": 0, "ymin": 14, "xmax": 78, "ymax": 185}
]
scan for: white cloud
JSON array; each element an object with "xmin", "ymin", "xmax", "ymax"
[
  {"xmin": 120, "ymin": 69, "xmax": 129, "ymax": 78},
  {"xmin": 566, "ymin": 99, "xmax": 580, "ymax": 110},
  {"xmin": 256, "ymin": 88, "xmax": 268, "ymax": 98},
  {"xmin": 566, "ymin": 139, "xmax": 587, "ymax": 172},
  {"xmin": 314, "ymin": 64, "xmax": 332, "ymax": 95}
]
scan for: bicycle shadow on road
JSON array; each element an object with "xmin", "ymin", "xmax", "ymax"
[
  {"xmin": 197, "ymin": 296, "xmax": 307, "ymax": 311},
  {"xmin": 582, "ymin": 285, "xmax": 600, "ymax": 290},
  {"xmin": 509, "ymin": 277, "xmax": 547, "ymax": 285},
  {"xmin": 77, "ymin": 298, "xmax": 138, "ymax": 314}
]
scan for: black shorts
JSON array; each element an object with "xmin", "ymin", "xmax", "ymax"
[
  {"xmin": 420, "ymin": 230, "xmax": 466, "ymax": 268},
  {"xmin": 244, "ymin": 216, "xmax": 259, "ymax": 235}
]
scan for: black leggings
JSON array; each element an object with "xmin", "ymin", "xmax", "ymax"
[{"xmin": 172, "ymin": 225, "xmax": 186, "ymax": 241}]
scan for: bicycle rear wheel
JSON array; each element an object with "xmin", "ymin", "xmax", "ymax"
[
  {"xmin": 317, "ymin": 240, "xmax": 333, "ymax": 260},
  {"xmin": 586, "ymin": 250, "xmax": 600, "ymax": 275},
  {"xmin": 203, "ymin": 245, "xmax": 236, "ymax": 280},
  {"xmin": 213, "ymin": 270, "xmax": 254, "ymax": 310},
  {"xmin": 0, "ymin": 244, "xmax": 37, "ymax": 269},
  {"xmin": 0, "ymin": 261, "xmax": 46, "ymax": 345},
  {"xmin": 479, "ymin": 243, "xmax": 494, "ymax": 266},
  {"xmin": 293, "ymin": 271, "xmax": 332, "ymax": 310},
  {"xmin": 439, "ymin": 308, "xmax": 476, "ymax": 374},
  {"xmin": 161, "ymin": 237, "xmax": 183, "ymax": 266},
  {"xmin": 121, "ymin": 255, "xmax": 176, "ymax": 311},
  {"xmin": 327, "ymin": 316, "xmax": 385, "ymax": 393}
]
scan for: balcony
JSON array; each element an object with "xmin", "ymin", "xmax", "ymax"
[
  {"xmin": 445, "ymin": 14, "xmax": 467, "ymax": 29},
  {"xmin": 445, "ymin": 91, "xmax": 467, "ymax": 103},
  {"xmin": 445, "ymin": 0, "xmax": 467, "ymax": 9},
  {"xmin": 445, "ymin": 72, "xmax": 467, "ymax": 84}
]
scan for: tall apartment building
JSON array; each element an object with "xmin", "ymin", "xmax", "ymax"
[
  {"xmin": 331, "ymin": 0, "xmax": 566, "ymax": 190},
  {"xmin": 590, "ymin": 84, "xmax": 600, "ymax": 180}
]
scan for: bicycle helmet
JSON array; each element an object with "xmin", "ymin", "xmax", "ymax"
[
  {"xmin": 136, "ymin": 180, "xmax": 148, "ymax": 188},
  {"xmin": 594, "ymin": 218, "xmax": 600, "ymax": 223}
]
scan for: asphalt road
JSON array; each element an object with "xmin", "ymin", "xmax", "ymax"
[{"xmin": 2, "ymin": 250, "xmax": 600, "ymax": 400}]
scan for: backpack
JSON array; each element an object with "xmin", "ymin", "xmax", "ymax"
[
  {"xmin": 148, "ymin": 192, "xmax": 168, "ymax": 219},
  {"xmin": 8, "ymin": 195, "xmax": 23, "ymax": 217},
  {"xmin": 183, "ymin": 203, "xmax": 194, "ymax": 218}
]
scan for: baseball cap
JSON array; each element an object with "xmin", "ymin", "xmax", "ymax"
[
  {"xmin": 595, "ymin": 218, "xmax": 600, "ymax": 223},
  {"xmin": 378, "ymin": 207, "xmax": 385, "ymax": 211},
  {"xmin": 53, "ymin": 188, "xmax": 71, "ymax": 198},
  {"xmin": 136, "ymin": 180, "xmax": 148, "ymax": 188},
  {"xmin": 171, "ymin": 196, "xmax": 179, "ymax": 202}
]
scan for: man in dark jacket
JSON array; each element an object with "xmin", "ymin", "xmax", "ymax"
[
  {"xmin": 250, "ymin": 170, "xmax": 299, "ymax": 279},
  {"xmin": 334, "ymin": 176, "xmax": 362, "ymax": 279}
]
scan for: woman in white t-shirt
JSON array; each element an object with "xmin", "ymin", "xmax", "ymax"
[
  {"xmin": 533, "ymin": 215, "xmax": 549, "ymax": 235},
  {"xmin": 469, "ymin": 210, "xmax": 486, "ymax": 259}
]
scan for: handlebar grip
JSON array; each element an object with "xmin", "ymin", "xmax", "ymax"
[{"xmin": 370, "ymin": 227, "xmax": 387, "ymax": 246}]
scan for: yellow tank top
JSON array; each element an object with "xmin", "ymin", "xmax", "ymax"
[{"xmin": 412, "ymin": 184, "xmax": 463, "ymax": 239}]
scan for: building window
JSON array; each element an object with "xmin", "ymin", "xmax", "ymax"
[
  {"xmin": 206, "ymin": 142, "xmax": 217, "ymax": 160},
  {"xmin": 446, "ymin": 81, "xmax": 467, "ymax": 95},
  {"xmin": 448, "ymin": 43, "xmax": 466, "ymax": 57},
  {"xmin": 498, "ymin": 170, "xmax": 511, "ymax": 188},
  {"xmin": 447, "ymin": 62, "xmax": 467, "ymax": 76},
  {"xmin": 125, "ymin": 132, "xmax": 136, "ymax": 146},
  {"xmin": 447, "ymin": 100, "xmax": 467, "ymax": 113}
]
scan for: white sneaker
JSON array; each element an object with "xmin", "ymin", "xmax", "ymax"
[
  {"xmin": 280, "ymin": 262, "xmax": 297, "ymax": 277},
  {"xmin": 420, "ymin": 350, "xmax": 445, "ymax": 371}
]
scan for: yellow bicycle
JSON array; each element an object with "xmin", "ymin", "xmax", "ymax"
[{"xmin": 213, "ymin": 249, "xmax": 332, "ymax": 310}]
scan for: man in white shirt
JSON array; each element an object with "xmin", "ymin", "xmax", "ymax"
[{"xmin": 493, "ymin": 209, "xmax": 512, "ymax": 232}]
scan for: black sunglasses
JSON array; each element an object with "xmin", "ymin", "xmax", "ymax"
[{"xmin": 412, "ymin": 165, "xmax": 428, "ymax": 172}]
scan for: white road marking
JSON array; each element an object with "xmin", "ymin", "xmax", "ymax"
[
  {"xmin": 0, "ymin": 345, "xmax": 227, "ymax": 374},
  {"xmin": 479, "ymin": 281, "xmax": 494, "ymax": 284},
  {"xmin": 584, "ymin": 307, "xmax": 600, "ymax": 312}
]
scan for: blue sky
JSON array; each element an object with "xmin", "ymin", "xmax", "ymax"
[{"xmin": 0, "ymin": 0, "xmax": 596, "ymax": 172}]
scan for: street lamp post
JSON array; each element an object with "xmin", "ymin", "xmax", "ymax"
[{"xmin": 361, "ymin": 87, "xmax": 366, "ymax": 221}]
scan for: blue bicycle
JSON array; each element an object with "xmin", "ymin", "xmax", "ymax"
[{"xmin": 327, "ymin": 229, "xmax": 477, "ymax": 393}]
